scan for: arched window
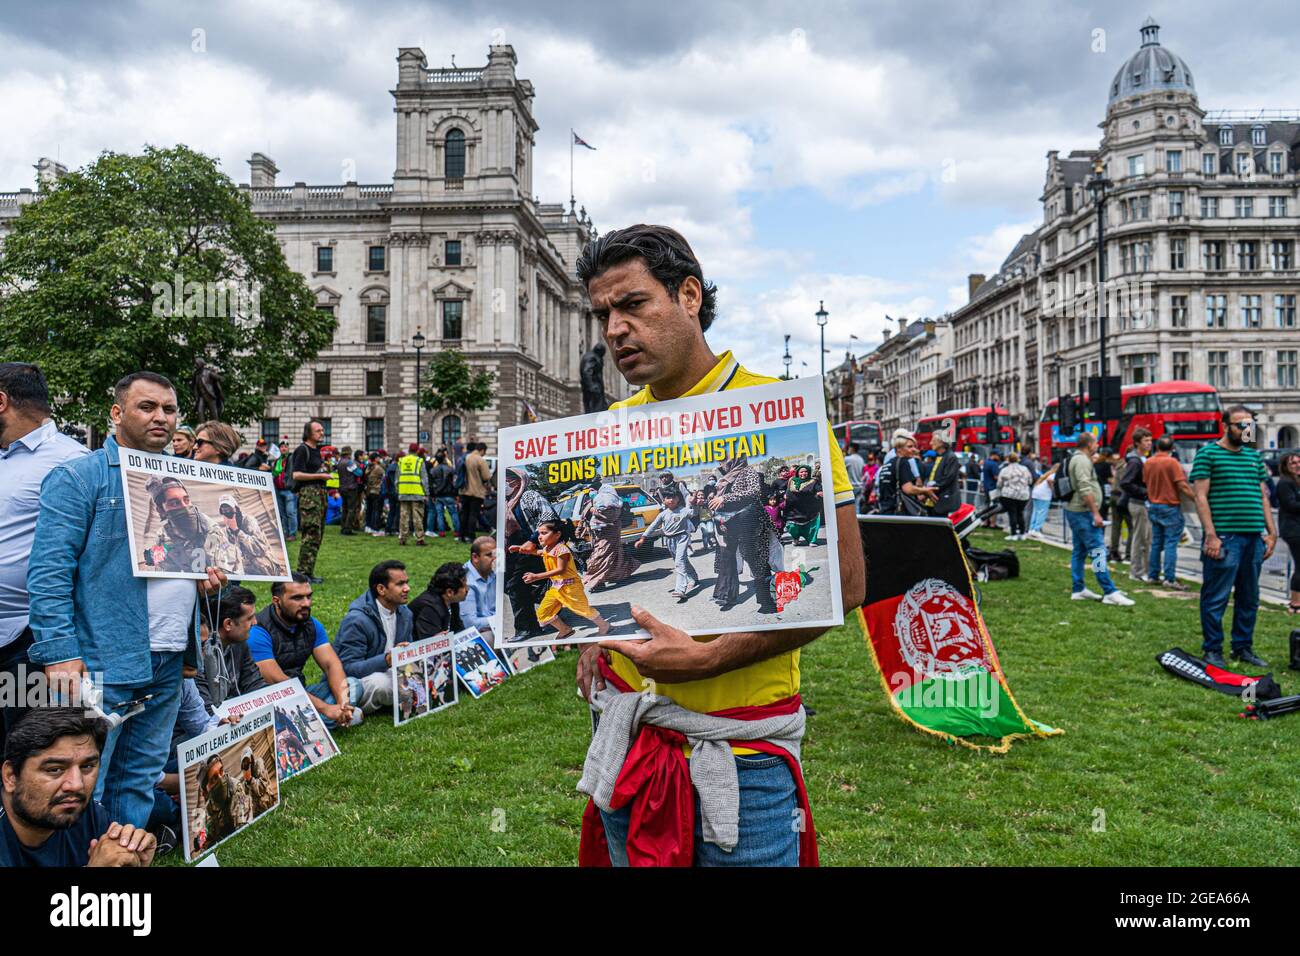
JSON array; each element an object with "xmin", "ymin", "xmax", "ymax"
[
  {"xmin": 445, "ymin": 128, "xmax": 466, "ymax": 180},
  {"xmin": 441, "ymin": 414, "xmax": 462, "ymax": 448}
]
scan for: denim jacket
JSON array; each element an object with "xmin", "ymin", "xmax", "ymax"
[{"xmin": 26, "ymin": 436, "xmax": 199, "ymax": 684}]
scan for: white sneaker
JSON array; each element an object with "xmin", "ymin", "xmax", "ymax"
[
  {"xmin": 1071, "ymin": 589, "xmax": 1103, "ymax": 601},
  {"xmin": 1004, "ymin": 534, "xmax": 1019, "ymax": 541},
  {"xmin": 1025, "ymin": 530, "xmax": 1043, "ymax": 540},
  {"xmin": 1102, "ymin": 591, "xmax": 1135, "ymax": 607}
]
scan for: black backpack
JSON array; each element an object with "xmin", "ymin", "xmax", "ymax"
[
  {"xmin": 964, "ymin": 545, "xmax": 1020, "ymax": 581},
  {"xmin": 1052, "ymin": 458, "xmax": 1076, "ymax": 502}
]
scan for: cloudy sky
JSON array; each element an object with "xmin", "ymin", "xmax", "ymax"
[{"xmin": 2, "ymin": 0, "xmax": 1297, "ymax": 378}]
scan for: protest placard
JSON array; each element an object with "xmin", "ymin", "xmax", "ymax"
[
  {"xmin": 392, "ymin": 633, "xmax": 458, "ymax": 725},
  {"xmin": 119, "ymin": 448, "xmax": 290, "ymax": 580},
  {"xmin": 213, "ymin": 678, "xmax": 339, "ymax": 780},
  {"xmin": 453, "ymin": 627, "xmax": 509, "ymax": 698},
  {"xmin": 493, "ymin": 376, "xmax": 842, "ymax": 646},
  {"xmin": 178, "ymin": 705, "xmax": 279, "ymax": 862}
]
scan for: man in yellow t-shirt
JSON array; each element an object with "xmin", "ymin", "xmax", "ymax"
[{"xmin": 574, "ymin": 224, "xmax": 866, "ymax": 866}]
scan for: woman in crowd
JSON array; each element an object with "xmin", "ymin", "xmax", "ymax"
[
  {"xmin": 1276, "ymin": 452, "xmax": 1300, "ymax": 614},
  {"xmin": 580, "ymin": 479, "xmax": 640, "ymax": 590},
  {"xmin": 1026, "ymin": 461, "xmax": 1060, "ymax": 539},
  {"xmin": 193, "ymin": 421, "xmax": 241, "ymax": 465},
  {"xmin": 995, "ymin": 451, "xmax": 1033, "ymax": 540},
  {"xmin": 782, "ymin": 464, "xmax": 824, "ymax": 546}
]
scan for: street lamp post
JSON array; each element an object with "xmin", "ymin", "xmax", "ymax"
[
  {"xmin": 412, "ymin": 328, "xmax": 426, "ymax": 444},
  {"xmin": 816, "ymin": 300, "xmax": 829, "ymax": 379},
  {"xmin": 1087, "ymin": 159, "xmax": 1112, "ymax": 380},
  {"xmin": 782, "ymin": 334, "xmax": 792, "ymax": 380}
]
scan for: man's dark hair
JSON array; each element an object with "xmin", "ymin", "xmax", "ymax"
[
  {"xmin": 1132, "ymin": 427, "xmax": 1152, "ymax": 443},
  {"xmin": 847, "ymin": 442, "xmax": 858, "ymax": 454},
  {"xmin": 469, "ymin": 536, "xmax": 493, "ymax": 557},
  {"xmin": 210, "ymin": 585, "xmax": 257, "ymax": 632},
  {"xmin": 435, "ymin": 450, "xmax": 448, "ymax": 464},
  {"xmin": 302, "ymin": 419, "xmax": 324, "ymax": 442},
  {"xmin": 1156, "ymin": 436, "xmax": 1176, "ymax": 453},
  {"xmin": 4, "ymin": 708, "xmax": 108, "ymax": 776},
  {"xmin": 113, "ymin": 371, "xmax": 175, "ymax": 406},
  {"xmin": 431, "ymin": 561, "xmax": 467, "ymax": 596},
  {"xmin": 1224, "ymin": 404, "xmax": 1251, "ymax": 421},
  {"xmin": 0, "ymin": 362, "xmax": 52, "ymax": 416},
  {"xmin": 576, "ymin": 224, "xmax": 719, "ymax": 332},
  {"xmin": 370, "ymin": 559, "xmax": 406, "ymax": 596},
  {"xmin": 271, "ymin": 572, "xmax": 312, "ymax": 599}
]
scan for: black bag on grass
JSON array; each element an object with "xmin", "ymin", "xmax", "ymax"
[{"xmin": 963, "ymin": 545, "xmax": 1019, "ymax": 581}]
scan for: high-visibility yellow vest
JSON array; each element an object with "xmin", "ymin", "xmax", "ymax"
[
  {"xmin": 325, "ymin": 469, "xmax": 339, "ymax": 490},
  {"xmin": 397, "ymin": 454, "xmax": 424, "ymax": 496}
]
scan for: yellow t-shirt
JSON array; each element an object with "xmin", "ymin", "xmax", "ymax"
[{"xmin": 607, "ymin": 350, "xmax": 854, "ymax": 717}]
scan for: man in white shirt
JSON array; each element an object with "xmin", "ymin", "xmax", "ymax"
[
  {"xmin": 462, "ymin": 537, "xmax": 497, "ymax": 634},
  {"xmin": 0, "ymin": 363, "xmax": 89, "ymax": 750}
]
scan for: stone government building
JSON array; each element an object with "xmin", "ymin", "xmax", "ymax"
[{"xmin": 0, "ymin": 44, "xmax": 629, "ymax": 453}]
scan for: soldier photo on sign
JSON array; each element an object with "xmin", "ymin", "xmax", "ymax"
[{"xmin": 120, "ymin": 447, "xmax": 292, "ymax": 581}]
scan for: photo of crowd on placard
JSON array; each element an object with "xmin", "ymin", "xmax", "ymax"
[
  {"xmin": 498, "ymin": 422, "xmax": 837, "ymax": 645},
  {"xmin": 454, "ymin": 630, "xmax": 510, "ymax": 698}
]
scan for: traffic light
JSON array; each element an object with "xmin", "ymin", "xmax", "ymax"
[
  {"xmin": 985, "ymin": 410, "xmax": 999, "ymax": 443},
  {"xmin": 1060, "ymin": 394, "xmax": 1079, "ymax": 433},
  {"xmin": 1087, "ymin": 375, "xmax": 1123, "ymax": 422}
]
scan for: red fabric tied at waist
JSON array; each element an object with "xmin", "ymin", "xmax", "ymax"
[{"xmin": 577, "ymin": 656, "xmax": 818, "ymax": 867}]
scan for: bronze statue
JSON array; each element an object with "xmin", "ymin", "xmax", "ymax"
[
  {"xmin": 192, "ymin": 357, "xmax": 225, "ymax": 422},
  {"xmin": 580, "ymin": 343, "xmax": 607, "ymax": 414}
]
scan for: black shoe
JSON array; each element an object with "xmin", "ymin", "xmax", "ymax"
[
  {"xmin": 308, "ymin": 576, "xmax": 324, "ymax": 584},
  {"xmin": 1203, "ymin": 651, "xmax": 1227, "ymax": 669},
  {"xmin": 1231, "ymin": 649, "xmax": 1269, "ymax": 669}
]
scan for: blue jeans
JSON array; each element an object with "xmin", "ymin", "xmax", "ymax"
[
  {"xmin": 1147, "ymin": 503, "xmax": 1185, "ymax": 583},
  {"xmin": 306, "ymin": 676, "xmax": 363, "ymax": 728},
  {"xmin": 278, "ymin": 488, "xmax": 299, "ymax": 537},
  {"xmin": 1028, "ymin": 498, "xmax": 1051, "ymax": 533},
  {"xmin": 95, "ymin": 651, "xmax": 184, "ymax": 829},
  {"xmin": 599, "ymin": 752, "xmax": 800, "ymax": 866},
  {"xmin": 431, "ymin": 496, "xmax": 461, "ymax": 534},
  {"xmin": 1200, "ymin": 532, "xmax": 1264, "ymax": 656},
  {"xmin": 1065, "ymin": 509, "xmax": 1117, "ymax": 595}
]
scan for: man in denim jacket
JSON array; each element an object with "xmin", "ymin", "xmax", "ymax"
[{"xmin": 26, "ymin": 371, "xmax": 226, "ymax": 828}]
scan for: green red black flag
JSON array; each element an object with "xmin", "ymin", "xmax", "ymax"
[{"xmin": 857, "ymin": 515, "xmax": 1061, "ymax": 752}]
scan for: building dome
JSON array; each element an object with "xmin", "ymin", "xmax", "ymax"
[{"xmin": 1108, "ymin": 18, "xmax": 1195, "ymax": 105}]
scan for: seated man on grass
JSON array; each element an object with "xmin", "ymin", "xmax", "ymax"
[{"xmin": 335, "ymin": 561, "xmax": 415, "ymax": 714}]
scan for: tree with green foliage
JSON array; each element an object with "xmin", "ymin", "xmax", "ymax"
[
  {"xmin": 0, "ymin": 144, "xmax": 335, "ymax": 429},
  {"xmin": 418, "ymin": 347, "xmax": 496, "ymax": 425}
]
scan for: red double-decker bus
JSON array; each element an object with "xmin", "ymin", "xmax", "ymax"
[
  {"xmin": 914, "ymin": 405, "xmax": 1016, "ymax": 455},
  {"xmin": 831, "ymin": 419, "xmax": 884, "ymax": 455},
  {"xmin": 1038, "ymin": 380, "xmax": 1222, "ymax": 463}
]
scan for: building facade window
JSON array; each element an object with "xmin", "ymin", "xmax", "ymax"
[
  {"xmin": 1240, "ymin": 294, "xmax": 1262, "ymax": 327},
  {"xmin": 316, "ymin": 305, "xmax": 335, "ymax": 319},
  {"xmin": 445, "ymin": 240, "xmax": 462, "ymax": 266},
  {"xmin": 368, "ymin": 246, "xmax": 386, "ymax": 272},
  {"xmin": 313, "ymin": 370, "xmax": 331, "ymax": 395},
  {"xmin": 1251, "ymin": 126, "xmax": 1266, "ymax": 147},
  {"xmin": 316, "ymin": 246, "xmax": 333, "ymax": 272},
  {"xmin": 1279, "ymin": 351, "xmax": 1299, "ymax": 390},
  {"xmin": 1242, "ymin": 350, "xmax": 1263, "ymax": 388},
  {"xmin": 1202, "ymin": 240, "xmax": 1224, "ymax": 271},
  {"xmin": 261, "ymin": 419, "xmax": 280, "ymax": 445},
  {"xmin": 318, "ymin": 419, "xmax": 332, "ymax": 444},
  {"xmin": 1167, "ymin": 150, "xmax": 1182, "ymax": 173},
  {"xmin": 1127, "ymin": 154, "xmax": 1145, "ymax": 177},
  {"xmin": 365, "ymin": 369, "xmax": 383, "ymax": 396},
  {"xmin": 1168, "ymin": 190, "xmax": 1184, "ymax": 217},
  {"xmin": 1206, "ymin": 293, "xmax": 1227, "ymax": 327},
  {"xmin": 1207, "ymin": 350, "xmax": 1230, "ymax": 387},
  {"xmin": 1269, "ymin": 196, "xmax": 1289, "ymax": 217},
  {"xmin": 1276, "ymin": 294, "xmax": 1298, "ymax": 328},
  {"xmin": 1270, "ymin": 240, "xmax": 1293, "ymax": 270},
  {"xmin": 441, "ymin": 299, "xmax": 463, "ymax": 340},
  {"xmin": 1170, "ymin": 237, "xmax": 1186, "ymax": 269},
  {"xmin": 1269, "ymin": 153, "xmax": 1284, "ymax": 175},
  {"xmin": 1121, "ymin": 352, "xmax": 1158, "ymax": 385},
  {"xmin": 441, "ymin": 414, "xmax": 462, "ymax": 448},
  {"xmin": 1235, "ymin": 196, "xmax": 1254, "ymax": 218},
  {"xmin": 367, "ymin": 304, "xmax": 386, "ymax": 344},
  {"xmin": 1218, "ymin": 127, "xmax": 1233, "ymax": 146},
  {"xmin": 1171, "ymin": 294, "xmax": 1188, "ymax": 327},
  {"xmin": 1172, "ymin": 351, "xmax": 1190, "ymax": 380},
  {"xmin": 1237, "ymin": 241, "xmax": 1258, "ymax": 271},
  {"xmin": 364, "ymin": 417, "xmax": 385, "ymax": 452},
  {"xmin": 1237, "ymin": 154, "xmax": 1253, "ymax": 176},
  {"xmin": 1202, "ymin": 152, "xmax": 1217, "ymax": 175},
  {"xmin": 1200, "ymin": 196, "xmax": 1218, "ymax": 218},
  {"xmin": 445, "ymin": 128, "xmax": 466, "ymax": 180}
]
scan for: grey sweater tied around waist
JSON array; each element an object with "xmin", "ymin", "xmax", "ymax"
[{"xmin": 577, "ymin": 684, "xmax": 806, "ymax": 854}]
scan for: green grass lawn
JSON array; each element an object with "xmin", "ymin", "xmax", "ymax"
[{"xmin": 169, "ymin": 524, "xmax": 1300, "ymax": 866}]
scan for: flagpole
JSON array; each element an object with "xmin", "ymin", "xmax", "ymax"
[{"xmin": 569, "ymin": 128, "xmax": 575, "ymax": 211}]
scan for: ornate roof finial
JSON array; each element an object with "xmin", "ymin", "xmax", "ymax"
[{"xmin": 1140, "ymin": 16, "xmax": 1159, "ymax": 47}]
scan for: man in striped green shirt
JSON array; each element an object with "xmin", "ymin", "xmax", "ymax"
[{"xmin": 1190, "ymin": 405, "xmax": 1277, "ymax": 668}]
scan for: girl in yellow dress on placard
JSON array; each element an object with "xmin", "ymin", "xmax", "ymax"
[{"xmin": 509, "ymin": 519, "xmax": 611, "ymax": 639}]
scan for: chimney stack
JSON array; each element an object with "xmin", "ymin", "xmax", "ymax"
[
  {"xmin": 968, "ymin": 273, "xmax": 986, "ymax": 302},
  {"xmin": 247, "ymin": 153, "xmax": 279, "ymax": 188},
  {"xmin": 882, "ymin": 328, "xmax": 892, "ymax": 341},
  {"xmin": 897, "ymin": 317, "xmax": 907, "ymax": 335}
]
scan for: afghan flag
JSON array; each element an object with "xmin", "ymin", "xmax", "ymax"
[{"xmin": 857, "ymin": 515, "xmax": 1061, "ymax": 752}]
